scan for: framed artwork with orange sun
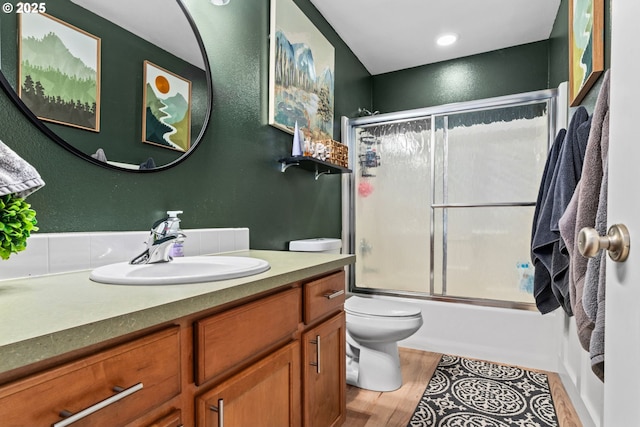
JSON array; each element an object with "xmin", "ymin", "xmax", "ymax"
[{"xmin": 142, "ymin": 60, "xmax": 192, "ymax": 152}]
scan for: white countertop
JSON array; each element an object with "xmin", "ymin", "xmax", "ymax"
[{"xmin": 0, "ymin": 250, "xmax": 355, "ymax": 374}]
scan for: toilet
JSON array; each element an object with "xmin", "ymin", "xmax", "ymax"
[
  {"xmin": 288, "ymin": 238, "xmax": 423, "ymax": 392},
  {"xmin": 344, "ymin": 296, "xmax": 423, "ymax": 392}
]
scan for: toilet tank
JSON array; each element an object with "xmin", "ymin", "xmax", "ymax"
[{"xmin": 289, "ymin": 238, "xmax": 342, "ymax": 254}]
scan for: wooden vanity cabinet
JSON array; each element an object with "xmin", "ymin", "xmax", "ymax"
[
  {"xmin": 0, "ymin": 327, "xmax": 181, "ymax": 427},
  {"xmin": 301, "ymin": 271, "xmax": 347, "ymax": 427},
  {"xmin": 193, "ymin": 270, "xmax": 347, "ymax": 427},
  {"xmin": 0, "ymin": 268, "xmax": 349, "ymax": 427}
]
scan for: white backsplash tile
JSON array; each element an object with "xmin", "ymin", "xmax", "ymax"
[
  {"xmin": 0, "ymin": 235, "xmax": 49, "ymax": 280},
  {"xmin": 90, "ymin": 232, "xmax": 147, "ymax": 268},
  {"xmin": 0, "ymin": 228, "xmax": 250, "ymax": 280},
  {"xmin": 180, "ymin": 230, "xmax": 200, "ymax": 257},
  {"xmin": 48, "ymin": 233, "xmax": 91, "ymax": 273},
  {"xmin": 235, "ymin": 229, "xmax": 250, "ymax": 250},
  {"xmin": 197, "ymin": 229, "xmax": 221, "ymax": 255},
  {"xmin": 219, "ymin": 229, "xmax": 236, "ymax": 253}
]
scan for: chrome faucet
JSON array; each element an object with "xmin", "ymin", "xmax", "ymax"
[{"xmin": 130, "ymin": 216, "xmax": 186, "ymax": 264}]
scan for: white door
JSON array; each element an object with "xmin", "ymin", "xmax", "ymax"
[{"xmin": 604, "ymin": 0, "xmax": 640, "ymax": 424}]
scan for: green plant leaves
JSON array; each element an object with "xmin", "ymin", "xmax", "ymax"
[{"xmin": 0, "ymin": 194, "xmax": 39, "ymax": 260}]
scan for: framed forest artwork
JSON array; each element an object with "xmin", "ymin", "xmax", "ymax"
[
  {"xmin": 268, "ymin": 0, "xmax": 335, "ymax": 140},
  {"xmin": 142, "ymin": 60, "xmax": 192, "ymax": 152},
  {"xmin": 18, "ymin": 13, "xmax": 101, "ymax": 131}
]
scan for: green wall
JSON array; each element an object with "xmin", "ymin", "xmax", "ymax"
[
  {"xmin": 371, "ymin": 41, "xmax": 550, "ymax": 113},
  {"xmin": 0, "ymin": 0, "xmax": 612, "ymax": 250},
  {"xmin": 0, "ymin": 0, "xmax": 371, "ymax": 250},
  {"xmin": 548, "ymin": 0, "xmax": 569, "ymax": 88}
]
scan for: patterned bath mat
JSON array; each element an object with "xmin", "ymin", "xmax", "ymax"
[{"xmin": 407, "ymin": 354, "xmax": 558, "ymax": 427}]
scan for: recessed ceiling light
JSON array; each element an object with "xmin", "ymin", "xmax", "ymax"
[
  {"xmin": 211, "ymin": 0, "xmax": 230, "ymax": 5},
  {"xmin": 436, "ymin": 34, "xmax": 458, "ymax": 47}
]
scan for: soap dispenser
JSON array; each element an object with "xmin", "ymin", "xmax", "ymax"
[{"xmin": 167, "ymin": 210, "xmax": 185, "ymax": 257}]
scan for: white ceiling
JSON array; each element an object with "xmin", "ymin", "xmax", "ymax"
[
  {"xmin": 310, "ymin": 0, "xmax": 561, "ymax": 75},
  {"xmin": 69, "ymin": 0, "xmax": 560, "ymax": 76},
  {"xmin": 70, "ymin": 0, "xmax": 203, "ymax": 67}
]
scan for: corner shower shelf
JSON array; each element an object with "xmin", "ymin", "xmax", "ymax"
[{"xmin": 279, "ymin": 156, "xmax": 351, "ymax": 180}]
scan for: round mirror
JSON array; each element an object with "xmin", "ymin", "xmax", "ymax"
[{"xmin": 0, "ymin": 0, "xmax": 212, "ymax": 172}]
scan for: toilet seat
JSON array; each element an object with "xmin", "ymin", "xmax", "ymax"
[{"xmin": 345, "ymin": 296, "xmax": 421, "ymax": 317}]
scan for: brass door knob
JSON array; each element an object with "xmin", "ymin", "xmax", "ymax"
[{"xmin": 578, "ymin": 224, "xmax": 630, "ymax": 262}]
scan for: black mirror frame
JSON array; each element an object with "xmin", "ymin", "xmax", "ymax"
[{"xmin": 0, "ymin": 0, "xmax": 212, "ymax": 173}]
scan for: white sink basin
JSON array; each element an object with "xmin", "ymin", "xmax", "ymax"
[{"xmin": 90, "ymin": 256, "xmax": 270, "ymax": 285}]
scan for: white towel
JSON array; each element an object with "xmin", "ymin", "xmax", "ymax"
[{"xmin": 0, "ymin": 139, "xmax": 45, "ymax": 198}]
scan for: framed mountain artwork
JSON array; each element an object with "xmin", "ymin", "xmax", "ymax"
[
  {"xmin": 18, "ymin": 13, "xmax": 101, "ymax": 131},
  {"xmin": 268, "ymin": 0, "xmax": 335, "ymax": 140},
  {"xmin": 142, "ymin": 60, "xmax": 192, "ymax": 152}
]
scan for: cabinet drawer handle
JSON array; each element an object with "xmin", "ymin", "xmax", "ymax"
[
  {"xmin": 53, "ymin": 382, "xmax": 143, "ymax": 427},
  {"xmin": 210, "ymin": 398, "xmax": 224, "ymax": 427},
  {"xmin": 310, "ymin": 335, "xmax": 321, "ymax": 374},
  {"xmin": 323, "ymin": 289, "xmax": 344, "ymax": 300}
]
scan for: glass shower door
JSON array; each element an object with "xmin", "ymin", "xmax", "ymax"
[
  {"xmin": 348, "ymin": 90, "xmax": 555, "ymax": 308},
  {"xmin": 433, "ymin": 106, "xmax": 548, "ymax": 303},
  {"xmin": 354, "ymin": 119, "xmax": 432, "ymax": 293}
]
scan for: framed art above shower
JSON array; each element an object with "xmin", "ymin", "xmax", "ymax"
[
  {"xmin": 569, "ymin": 0, "xmax": 604, "ymax": 106},
  {"xmin": 268, "ymin": 0, "xmax": 335, "ymax": 141}
]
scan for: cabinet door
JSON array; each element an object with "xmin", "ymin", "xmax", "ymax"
[
  {"xmin": 196, "ymin": 341, "xmax": 300, "ymax": 427},
  {"xmin": 302, "ymin": 311, "xmax": 346, "ymax": 427},
  {"xmin": 142, "ymin": 409, "xmax": 182, "ymax": 427}
]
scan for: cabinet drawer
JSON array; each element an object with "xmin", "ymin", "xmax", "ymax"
[
  {"xmin": 195, "ymin": 287, "xmax": 301, "ymax": 385},
  {"xmin": 0, "ymin": 327, "xmax": 180, "ymax": 427},
  {"xmin": 303, "ymin": 270, "xmax": 346, "ymax": 325}
]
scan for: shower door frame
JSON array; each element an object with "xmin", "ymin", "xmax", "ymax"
[{"xmin": 341, "ymin": 88, "xmax": 558, "ymax": 310}]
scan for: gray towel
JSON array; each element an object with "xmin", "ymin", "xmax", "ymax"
[
  {"xmin": 559, "ymin": 181, "xmax": 580, "ymax": 315},
  {"xmin": 586, "ymin": 161, "xmax": 607, "ymax": 381},
  {"xmin": 584, "ymin": 74, "xmax": 610, "ymax": 382},
  {"xmin": 572, "ymin": 70, "xmax": 610, "ymax": 381},
  {"xmin": 549, "ymin": 115, "xmax": 591, "ymax": 315},
  {"xmin": 91, "ymin": 148, "xmax": 108, "ymax": 162},
  {"xmin": 584, "ymin": 165, "xmax": 608, "ymax": 324},
  {"xmin": 531, "ymin": 106, "xmax": 590, "ymax": 315},
  {"xmin": 139, "ymin": 157, "xmax": 156, "ymax": 170},
  {"xmin": 550, "ymin": 113, "xmax": 592, "ymax": 231},
  {"xmin": 0, "ymin": 139, "xmax": 45, "ymax": 198},
  {"xmin": 531, "ymin": 129, "xmax": 565, "ymax": 313}
]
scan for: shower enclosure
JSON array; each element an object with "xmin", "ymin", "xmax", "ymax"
[{"xmin": 342, "ymin": 89, "xmax": 558, "ymax": 309}]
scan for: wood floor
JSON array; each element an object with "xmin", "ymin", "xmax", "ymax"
[{"xmin": 344, "ymin": 347, "xmax": 583, "ymax": 427}]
